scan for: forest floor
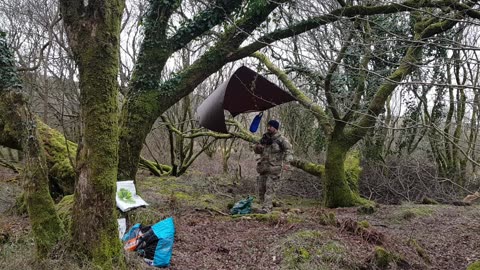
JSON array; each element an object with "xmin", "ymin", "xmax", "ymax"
[{"xmin": 0, "ymin": 166, "xmax": 479, "ymax": 270}]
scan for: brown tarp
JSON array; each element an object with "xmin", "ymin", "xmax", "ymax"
[{"xmin": 196, "ymin": 66, "xmax": 295, "ymax": 133}]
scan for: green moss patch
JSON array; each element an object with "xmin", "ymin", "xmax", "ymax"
[
  {"xmin": 126, "ymin": 207, "xmax": 169, "ymax": 226},
  {"xmin": 396, "ymin": 203, "xmax": 436, "ymax": 221},
  {"xmin": 280, "ymin": 230, "xmax": 357, "ymax": 270},
  {"xmin": 368, "ymin": 246, "xmax": 411, "ymax": 269},
  {"xmin": 340, "ymin": 218, "xmax": 384, "ymax": 245},
  {"xmin": 420, "ymin": 197, "xmax": 439, "ymax": 205},
  {"xmin": 408, "ymin": 239, "xmax": 430, "ymax": 263},
  {"xmin": 358, "ymin": 220, "xmax": 370, "ymax": 228},
  {"xmin": 318, "ymin": 211, "xmax": 337, "ymax": 226},
  {"xmin": 55, "ymin": 195, "xmax": 74, "ymax": 234},
  {"xmin": 357, "ymin": 204, "xmax": 376, "ymax": 215},
  {"xmin": 138, "ymin": 176, "xmax": 231, "ymax": 214},
  {"xmin": 345, "ymin": 150, "xmax": 362, "ymax": 194},
  {"xmin": 231, "ymin": 211, "xmax": 281, "ymax": 225},
  {"xmin": 467, "ymin": 261, "xmax": 480, "ymax": 270},
  {"xmin": 373, "ymin": 246, "xmax": 398, "ymax": 268},
  {"xmin": 38, "ymin": 122, "xmax": 77, "ymax": 195}
]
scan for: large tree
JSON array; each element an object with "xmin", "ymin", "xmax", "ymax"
[
  {"xmin": 59, "ymin": 0, "xmax": 125, "ymax": 266},
  {"xmin": 251, "ymin": 5, "xmax": 479, "ymax": 206}
]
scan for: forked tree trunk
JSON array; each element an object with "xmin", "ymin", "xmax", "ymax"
[{"xmin": 323, "ymin": 133, "xmax": 366, "ymax": 208}]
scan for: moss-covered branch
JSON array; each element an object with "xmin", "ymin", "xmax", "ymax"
[
  {"xmin": 127, "ymin": 0, "xmax": 181, "ymax": 93},
  {"xmin": 290, "ymin": 158, "xmax": 324, "ymax": 177},
  {"xmin": 139, "ymin": 157, "xmax": 172, "ymax": 176},
  {"xmin": 0, "ymin": 112, "xmax": 77, "ymax": 196},
  {"xmin": 37, "ymin": 121, "xmax": 76, "ymax": 195},
  {"xmin": 159, "ymin": 0, "xmax": 284, "ymax": 104},
  {"xmin": 128, "ymin": 0, "xmax": 242, "ymax": 96},
  {"xmin": 58, "ymin": 0, "xmax": 85, "ymax": 34},
  {"xmin": 157, "ymin": 117, "xmax": 258, "ymax": 176}
]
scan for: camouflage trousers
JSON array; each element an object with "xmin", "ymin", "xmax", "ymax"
[{"xmin": 256, "ymin": 172, "xmax": 281, "ymax": 211}]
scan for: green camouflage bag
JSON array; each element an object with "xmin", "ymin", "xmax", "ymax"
[{"xmin": 230, "ymin": 196, "xmax": 254, "ymax": 215}]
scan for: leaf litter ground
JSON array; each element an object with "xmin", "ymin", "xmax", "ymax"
[{"xmin": 0, "ymin": 168, "xmax": 479, "ymax": 269}]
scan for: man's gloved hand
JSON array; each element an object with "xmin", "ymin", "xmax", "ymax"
[{"xmin": 254, "ymin": 144, "xmax": 264, "ymax": 154}]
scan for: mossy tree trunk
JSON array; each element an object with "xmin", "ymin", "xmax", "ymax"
[
  {"xmin": 0, "ymin": 32, "xmax": 63, "ymax": 257},
  {"xmin": 59, "ymin": 0, "xmax": 125, "ymax": 267},
  {"xmin": 324, "ymin": 130, "xmax": 362, "ymax": 207},
  {"xmin": 21, "ymin": 97, "xmax": 66, "ymax": 257}
]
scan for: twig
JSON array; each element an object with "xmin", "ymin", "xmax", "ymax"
[{"xmin": 195, "ymin": 207, "xmax": 229, "ymax": 216}]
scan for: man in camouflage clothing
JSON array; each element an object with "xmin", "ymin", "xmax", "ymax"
[{"xmin": 254, "ymin": 119, "xmax": 293, "ymax": 212}]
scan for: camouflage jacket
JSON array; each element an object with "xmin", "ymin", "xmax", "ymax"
[{"xmin": 255, "ymin": 132, "xmax": 293, "ymax": 174}]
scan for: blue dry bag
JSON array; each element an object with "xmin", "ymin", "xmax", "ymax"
[
  {"xmin": 249, "ymin": 112, "xmax": 263, "ymax": 133},
  {"xmin": 150, "ymin": 217, "xmax": 175, "ymax": 267}
]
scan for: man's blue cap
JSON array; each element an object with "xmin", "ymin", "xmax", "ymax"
[{"xmin": 267, "ymin": 120, "xmax": 279, "ymax": 130}]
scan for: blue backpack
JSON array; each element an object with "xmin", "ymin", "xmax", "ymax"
[{"xmin": 123, "ymin": 217, "xmax": 175, "ymax": 267}]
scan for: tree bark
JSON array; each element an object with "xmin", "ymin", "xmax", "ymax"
[
  {"xmin": 59, "ymin": 0, "xmax": 125, "ymax": 267},
  {"xmin": 324, "ymin": 131, "xmax": 366, "ymax": 208}
]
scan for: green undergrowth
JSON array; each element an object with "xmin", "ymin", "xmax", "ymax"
[
  {"xmin": 55, "ymin": 195, "xmax": 74, "ymax": 235},
  {"xmin": 280, "ymin": 229, "xmax": 358, "ymax": 270},
  {"xmin": 230, "ymin": 211, "xmax": 282, "ymax": 225},
  {"xmin": 0, "ymin": 233, "xmax": 39, "ymax": 269},
  {"xmin": 358, "ymin": 220, "xmax": 370, "ymax": 228},
  {"xmin": 318, "ymin": 211, "xmax": 337, "ymax": 226},
  {"xmin": 138, "ymin": 176, "xmax": 232, "ymax": 214},
  {"xmin": 0, "ymin": 231, "xmax": 90, "ymax": 270},
  {"xmin": 408, "ymin": 238, "xmax": 430, "ymax": 264},
  {"xmin": 372, "ymin": 246, "xmax": 405, "ymax": 268},
  {"xmin": 0, "ymin": 215, "xmax": 151, "ymax": 270},
  {"xmin": 357, "ymin": 203, "xmax": 377, "ymax": 215},
  {"xmin": 391, "ymin": 203, "xmax": 438, "ymax": 222}
]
